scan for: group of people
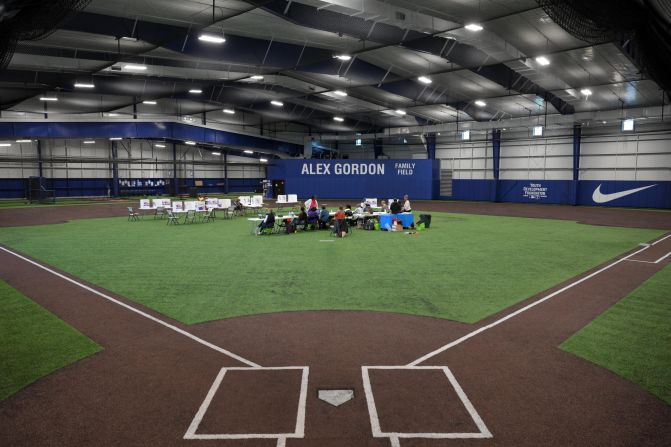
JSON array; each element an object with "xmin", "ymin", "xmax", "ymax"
[{"xmin": 257, "ymin": 194, "xmax": 413, "ymax": 236}]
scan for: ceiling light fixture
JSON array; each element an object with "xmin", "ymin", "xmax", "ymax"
[
  {"xmin": 107, "ymin": 113, "xmax": 120, "ymax": 117},
  {"xmin": 532, "ymin": 126, "xmax": 544, "ymax": 137},
  {"xmin": 259, "ymin": 158, "xmax": 268, "ymax": 162},
  {"xmin": 333, "ymin": 116, "xmax": 344, "ymax": 122},
  {"xmin": 211, "ymin": 151, "xmax": 221, "ymax": 155},
  {"xmin": 0, "ymin": 143, "xmax": 11, "ymax": 147},
  {"xmin": 465, "ymin": 23, "xmax": 483, "ymax": 31},
  {"xmin": 395, "ymin": 109, "xmax": 406, "ymax": 115},
  {"xmin": 109, "ymin": 137, "xmax": 123, "ymax": 141},
  {"xmin": 622, "ymin": 118, "xmax": 634, "ymax": 132},
  {"xmin": 189, "ymin": 89, "xmax": 202, "ymax": 94},
  {"xmin": 334, "ymin": 90, "xmax": 348, "ymax": 97},
  {"xmin": 198, "ymin": 34, "xmax": 226, "ymax": 44},
  {"xmin": 223, "ymin": 108, "xmax": 235, "ymax": 114},
  {"xmin": 74, "ymin": 83, "xmax": 95, "ymax": 88},
  {"xmin": 39, "ymin": 97, "xmax": 58, "ymax": 101},
  {"xmin": 185, "ymin": 141, "xmax": 196, "ymax": 145},
  {"xmin": 16, "ymin": 139, "xmax": 32, "ymax": 143},
  {"xmin": 475, "ymin": 100, "xmax": 486, "ymax": 107},
  {"xmin": 142, "ymin": 100, "xmax": 157, "ymax": 105},
  {"xmin": 580, "ymin": 88, "xmax": 592, "ymax": 96},
  {"xmin": 461, "ymin": 130, "xmax": 471, "ymax": 141},
  {"xmin": 334, "ymin": 54, "xmax": 352, "ymax": 61},
  {"xmin": 418, "ymin": 76, "xmax": 432, "ymax": 84},
  {"xmin": 120, "ymin": 36, "xmax": 138, "ymax": 41},
  {"xmin": 535, "ymin": 56, "xmax": 550, "ymax": 66},
  {"xmin": 270, "ymin": 100, "xmax": 284, "ymax": 107},
  {"xmin": 83, "ymin": 140, "xmax": 96, "ymax": 144},
  {"xmin": 250, "ymin": 75, "xmax": 264, "ymax": 80},
  {"xmin": 123, "ymin": 64, "xmax": 147, "ymax": 71},
  {"xmin": 244, "ymin": 150, "xmax": 254, "ymax": 154},
  {"xmin": 155, "ymin": 144, "xmax": 166, "ymax": 148}
]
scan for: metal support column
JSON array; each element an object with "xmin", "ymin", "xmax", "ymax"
[
  {"xmin": 172, "ymin": 142, "xmax": 178, "ymax": 196},
  {"xmin": 36, "ymin": 139, "xmax": 44, "ymax": 178},
  {"xmin": 425, "ymin": 133, "xmax": 436, "ymax": 159},
  {"xmin": 133, "ymin": 97, "xmax": 137, "ymax": 119},
  {"xmin": 571, "ymin": 124, "xmax": 581, "ymax": 205},
  {"xmin": 224, "ymin": 153, "xmax": 229, "ymax": 194},
  {"xmin": 492, "ymin": 129, "xmax": 501, "ymax": 202},
  {"xmin": 111, "ymin": 141, "xmax": 120, "ymax": 197},
  {"xmin": 202, "ymin": 111, "xmax": 206, "ymax": 125}
]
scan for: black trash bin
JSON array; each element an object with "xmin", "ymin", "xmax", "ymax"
[{"xmin": 418, "ymin": 214, "xmax": 432, "ymax": 228}]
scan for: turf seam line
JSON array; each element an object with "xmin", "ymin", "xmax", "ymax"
[
  {"xmin": 0, "ymin": 246, "xmax": 261, "ymax": 368},
  {"xmin": 407, "ymin": 232, "xmax": 671, "ymax": 367}
]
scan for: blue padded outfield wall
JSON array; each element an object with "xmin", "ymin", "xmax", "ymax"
[
  {"xmin": 266, "ymin": 159, "xmax": 440, "ymax": 200},
  {"xmin": 449, "ymin": 179, "xmax": 670, "ymax": 209}
]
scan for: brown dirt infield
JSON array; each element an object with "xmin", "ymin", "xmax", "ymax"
[{"xmin": 0, "ymin": 201, "xmax": 670, "ymax": 446}]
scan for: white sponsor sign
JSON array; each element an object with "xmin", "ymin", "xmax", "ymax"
[{"xmin": 523, "ymin": 183, "xmax": 548, "ymax": 200}]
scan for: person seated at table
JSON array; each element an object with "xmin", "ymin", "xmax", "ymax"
[
  {"xmin": 257, "ymin": 208, "xmax": 275, "ymax": 232},
  {"xmin": 363, "ymin": 202, "xmax": 373, "ymax": 214},
  {"xmin": 344, "ymin": 204, "xmax": 353, "ymax": 217},
  {"xmin": 295, "ymin": 206, "xmax": 308, "ymax": 230},
  {"xmin": 390, "ymin": 198, "xmax": 402, "ymax": 214},
  {"xmin": 402, "ymin": 194, "xmax": 412, "ymax": 212},
  {"xmin": 351, "ymin": 203, "xmax": 365, "ymax": 226},
  {"xmin": 307, "ymin": 206, "xmax": 319, "ymax": 230},
  {"xmin": 334, "ymin": 206, "xmax": 348, "ymax": 237},
  {"xmin": 233, "ymin": 199, "xmax": 243, "ymax": 212},
  {"xmin": 319, "ymin": 205, "xmax": 331, "ymax": 229},
  {"xmin": 379, "ymin": 200, "xmax": 389, "ymax": 213},
  {"xmin": 304, "ymin": 195, "xmax": 319, "ymax": 211}
]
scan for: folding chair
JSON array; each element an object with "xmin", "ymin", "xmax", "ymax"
[
  {"xmin": 183, "ymin": 210, "xmax": 197, "ymax": 224},
  {"xmin": 154, "ymin": 206, "xmax": 167, "ymax": 219},
  {"xmin": 201, "ymin": 209, "xmax": 214, "ymax": 223},
  {"xmin": 166, "ymin": 210, "xmax": 180, "ymax": 225},
  {"xmin": 127, "ymin": 207, "xmax": 140, "ymax": 222}
]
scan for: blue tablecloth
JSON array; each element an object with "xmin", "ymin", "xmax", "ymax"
[{"xmin": 379, "ymin": 213, "xmax": 414, "ymax": 229}]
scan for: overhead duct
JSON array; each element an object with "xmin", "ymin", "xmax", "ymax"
[
  {"xmin": 537, "ymin": 0, "xmax": 671, "ymax": 92},
  {"xmin": 0, "ymin": 0, "xmax": 92, "ymax": 69}
]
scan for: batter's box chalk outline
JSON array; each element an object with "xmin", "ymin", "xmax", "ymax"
[
  {"xmin": 184, "ymin": 366, "xmax": 309, "ymax": 446},
  {"xmin": 361, "ymin": 366, "xmax": 492, "ymax": 446}
]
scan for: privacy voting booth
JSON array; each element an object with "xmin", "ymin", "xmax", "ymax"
[{"xmin": 265, "ymin": 159, "xmax": 440, "ymax": 200}]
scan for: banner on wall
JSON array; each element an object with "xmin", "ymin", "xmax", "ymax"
[{"xmin": 266, "ymin": 159, "xmax": 439, "ymax": 200}]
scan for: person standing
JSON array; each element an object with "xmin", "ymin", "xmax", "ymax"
[{"xmin": 402, "ymin": 194, "xmax": 412, "ymax": 212}]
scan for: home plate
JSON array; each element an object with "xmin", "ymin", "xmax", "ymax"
[{"xmin": 318, "ymin": 389, "xmax": 354, "ymax": 407}]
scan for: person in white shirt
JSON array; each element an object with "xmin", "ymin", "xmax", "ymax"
[{"xmin": 402, "ymin": 195, "xmax": 412, "ymax": 212}]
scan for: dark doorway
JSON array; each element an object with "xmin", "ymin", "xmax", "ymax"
[{"xmin": 272, "ymin": 179, "xmax": 285, "ymax": 198}]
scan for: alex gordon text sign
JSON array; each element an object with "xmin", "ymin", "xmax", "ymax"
[{"xmin": 300, "ymin": 162, "xmax": 417, "ymax": 176}]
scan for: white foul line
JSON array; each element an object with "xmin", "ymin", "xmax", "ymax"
[
  {"xmin": 408, "ymin": 233, "xmax": 671, "ymax": 366},
  {"xmin": 0, "ymin": 246, "xmax": 261, "ymax": 368}
]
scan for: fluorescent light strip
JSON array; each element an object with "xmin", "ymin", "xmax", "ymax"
[
  {"xmin": 107, "ymin": 113, "xmax": 120, "ymax": 117},
  {"xmin": 417, "ymin": 76, "xmax": 432, "ymax": 84},
  {"xmin": 0, "ymin": 143, "xmax": 11, "ymax": 147},
  {"xmin": 142, "ymin": 100, "xmax": 157, "ymax": 105},
  {"xmin": 535, "ymin": 56, "xmax": 550, "ymax": 66},
  {"xmin": 39, "ymin": 97, "xmax": 58, "ymax": 101},
  {"xmin": 155, "ymin": 144, "xmax": 166, "ymax": 148},
  {"xmin": 16, "ymin": 139, "xmax": 32, "ymax": 143},
  {"xmin": 185, "ymin": 141, "xmax": 196, "ymax": 145},
  {"xmin": 123, "ymin": 64, "xmax": 147, "ymax": 71},
  {"xmin": 270, "ymin": 100, "xmax": 284, "ymax": 107},
  {"xmin": 211, "ymin": 151, "xmax": 221, "ymax": 155},
  {"xmin": 334, "ymin": 90, "xmax": 348, "ymax": 97},
  {"xmin": 465, "ymin": 23, "xmax": 483, "ymax": 31},
  {"xmin": 110, "ymin": 137, "xmax": 123, "ymax": 141},
  {"xmin": 198, "ymin": 34, "xmax": 226, "ymax": 44},
  {"xmin": 580, "ymin": 88, "xmax": 592, "ymax": 96},
  {"xmin": 250, "ymin": 75, "xmax": 264, "ymax": 80},
  {"xmin": 188, "ymin": 89, "xmax": 202, "ymax": 94},
  {"xmin": 223, "ymin": 109, "xmax": 235, "ymax": 114},
  {"xmin": 74, "ymin": 83, "xmax": 95, "ymax": 88},
  {"xmin": 475, "ymin": 100, "xmax": 486, "ymax": 107},
  {"xmin": 334, "ymin": 54, "xmax": 352, "ymax": 61},
  {"xmin": 259, "ymin": 158, "xmax": 268, "ymax": 162},
  {"xmin": 395, "ymin": 109, "xmax": 406, "ymax": 115},
  {"xmin": 83, "ymin": 140, "xmax": 96, "ymax": 144},
  {"xmin": 244, "ymin": 150, "xmax": 254, "ymax": 154},
  {"xmin": 333, "ymin": 116, "xmax": 344, "ymax": 122}
]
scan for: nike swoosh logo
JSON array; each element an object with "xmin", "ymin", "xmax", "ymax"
[{"xmin": 592, "ymin": 184, "xmax": 657, "ymax": 203}]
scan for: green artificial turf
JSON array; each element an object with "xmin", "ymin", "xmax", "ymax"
[
  {"xmin": 0, "ymin": 211, "xmax": 662, "ymax": 324},
  {"xmin": 0, "ymin": 280, "xmax": 102, "ymax": 401},
  {"xmin": 561, "ymin": 265, "xmax": 671, "ymax": 405}
]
